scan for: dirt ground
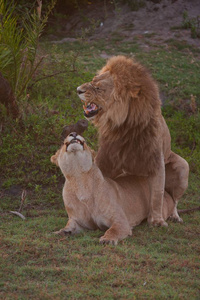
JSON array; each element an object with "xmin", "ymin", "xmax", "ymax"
[{"xmin": 54, "ymin": 0, "xmax": 200, "ymax": 50}]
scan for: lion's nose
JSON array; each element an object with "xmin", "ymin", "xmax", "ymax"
[
  {"xmin": 77, "ymin": 86, "xmax": 85, "ymax": 94},
  {"xmin": 69, "ymin": 132, "xmax": 77, "ymax": 138}
]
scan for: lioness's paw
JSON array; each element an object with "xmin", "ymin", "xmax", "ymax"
[
  {"xmin": 63, "ymin": 230, "xmax": 73, "ymax": 235},
  {"xmin": 53, "ymin": 229, "xmax": 72, "ymax": 236},
  {"xmin": 99, "ymin": 236, "xmax": 118, "ymax": 246},
  {"xmin": 53, "ymin": 229, "xmax": 66, "ymax": 236}
]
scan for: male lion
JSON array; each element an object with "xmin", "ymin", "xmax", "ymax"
[
  {"xmin": 77, "ymin": 55, "xmax": 189, "ymax": 227},
  {"xmin": 51, "ymin": 133, "xmax": 179, "ymax": 245}
]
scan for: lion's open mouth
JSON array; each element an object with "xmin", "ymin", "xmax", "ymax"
[
  {"xmin": 66, "ymin": 137, "xmax": 84, "ymax": 150},
  {"xmin": 83, "ymin": 102, "xmax": 101, "ymax": 118}
]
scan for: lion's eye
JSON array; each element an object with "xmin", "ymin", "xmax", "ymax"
[{"xmin": 95, "ymin": 87, "xmax": 100, "ymax": 90}]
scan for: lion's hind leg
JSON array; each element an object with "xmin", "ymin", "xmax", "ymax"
[
  {"xmin": 168, "ymin": 207, "xmax": 183, "ymax": 223},
  {"xmin": 165, "ymin": 152, "xmax": 189, "ymax": 223},
  {"xmin": 147, "ymin": 154, "xmax": 168, "ymax": 227}
]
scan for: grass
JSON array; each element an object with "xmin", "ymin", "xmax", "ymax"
[
  {"xmin": 0, "ymin": 35, "xmax": 200, "ymax": 299},
  {"xmin": 1, "ymin": 211, "xmax": 200, "ymax": 299}
]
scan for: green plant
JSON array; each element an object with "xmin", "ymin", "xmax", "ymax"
[
  {"xmin": 182, "ymin": 10, "xmax": 200, "ymax": 39},
  {"xmin": 0, "ymin": 0, "xmax": 56, "ymax": 101}
]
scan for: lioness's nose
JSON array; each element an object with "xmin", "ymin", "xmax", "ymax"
[{"xmin": 69, "ymin": 132, "xmax": 77, "ymax": 138}]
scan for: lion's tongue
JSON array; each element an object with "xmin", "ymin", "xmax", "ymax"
[{"xmin": 83, "ymin": 103, "xmax": 98, "ymax": 114}]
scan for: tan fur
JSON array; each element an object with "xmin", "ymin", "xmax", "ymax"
[
  {"xmin": 51, "ymin": 135, "xmax": 179, "ymax": 245},
  {"xmin": 77, "ymin": 55, "xmax": 189, "ymax": 226}
]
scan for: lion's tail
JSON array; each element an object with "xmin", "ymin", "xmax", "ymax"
[{"xmin": 178, "ymin": 206, "xmax": 200, "ymax": 214}]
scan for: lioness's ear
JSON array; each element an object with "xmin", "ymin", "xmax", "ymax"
[
  {"xmin": 90, "ymin": 149, "xmax": 96, "ymax": 161},
  {"xmin": 84, "ymin": 143, "xmax": 96, "ymax": 162},
  {"xmin": 50, "ymin": 150, "xmax": 60, "ymax": 166}
]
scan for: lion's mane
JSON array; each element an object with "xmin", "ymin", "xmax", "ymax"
[{"xmin": 94, "ymin": 56, "xmax": 163, "ymax": 178}]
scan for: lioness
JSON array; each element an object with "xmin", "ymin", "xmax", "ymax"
[{"xmin": 51, "ymin": 133, "xmax": 180, "ymax": 245}]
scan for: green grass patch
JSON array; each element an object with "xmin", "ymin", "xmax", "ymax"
[{"xmin": 1, "ymin": 210, "xmax": 200, "ymax": 299}]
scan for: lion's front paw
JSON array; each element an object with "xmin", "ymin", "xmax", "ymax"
[
  {"xmin": 148, "ymin": 217, "xmax": 168, "ymax": 227},
  {"xmin": 99, "ymin": 235, "xmax": 118, "ymax": 246}
]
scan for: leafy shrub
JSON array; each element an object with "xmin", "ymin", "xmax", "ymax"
[
  {"xmin": 182, "ymin": 10, "xmax": 200, "ymax": 39},
  {"xmin": 0, "ymin": 0, "xmax": 56, "ymax": 101}
]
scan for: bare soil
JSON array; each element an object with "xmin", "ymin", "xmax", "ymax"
[{"xmin": 54, "ymin": 0, "xmax": 200, "ymax": 50}]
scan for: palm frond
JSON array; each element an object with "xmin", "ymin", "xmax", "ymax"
[{"xmin": 0, "ymin": 0, "xmax": 56, "ymax": 100}]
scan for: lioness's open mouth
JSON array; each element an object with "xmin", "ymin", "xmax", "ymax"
[
  {"xmin": 66, "ymin": 137, "xmax": 84, "ymax": 150},
  {"xmin": 83, "ymin": 102, "xmax": 101, "ymax": 118}
]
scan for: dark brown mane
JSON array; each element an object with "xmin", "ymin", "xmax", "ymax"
[{"xmin": 93, "ymin": 56, "xmax": 162, "ymax": 178}]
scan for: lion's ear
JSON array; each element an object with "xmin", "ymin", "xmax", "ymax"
[
  {"xmin": 131, "ymin": 86, "xmax": 141, "ymax": 98},
  {"xmin": 97, "ymin": 70, "xmax": 110, "ymax": 78},
  {"xmin": 50, "ymin": 150, "xmax": 60, "ymax": 166}
]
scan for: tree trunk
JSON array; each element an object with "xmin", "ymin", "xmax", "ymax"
[{"xmin": 0, "ymin": 72, "xmax": 19, "ymax": 118}]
